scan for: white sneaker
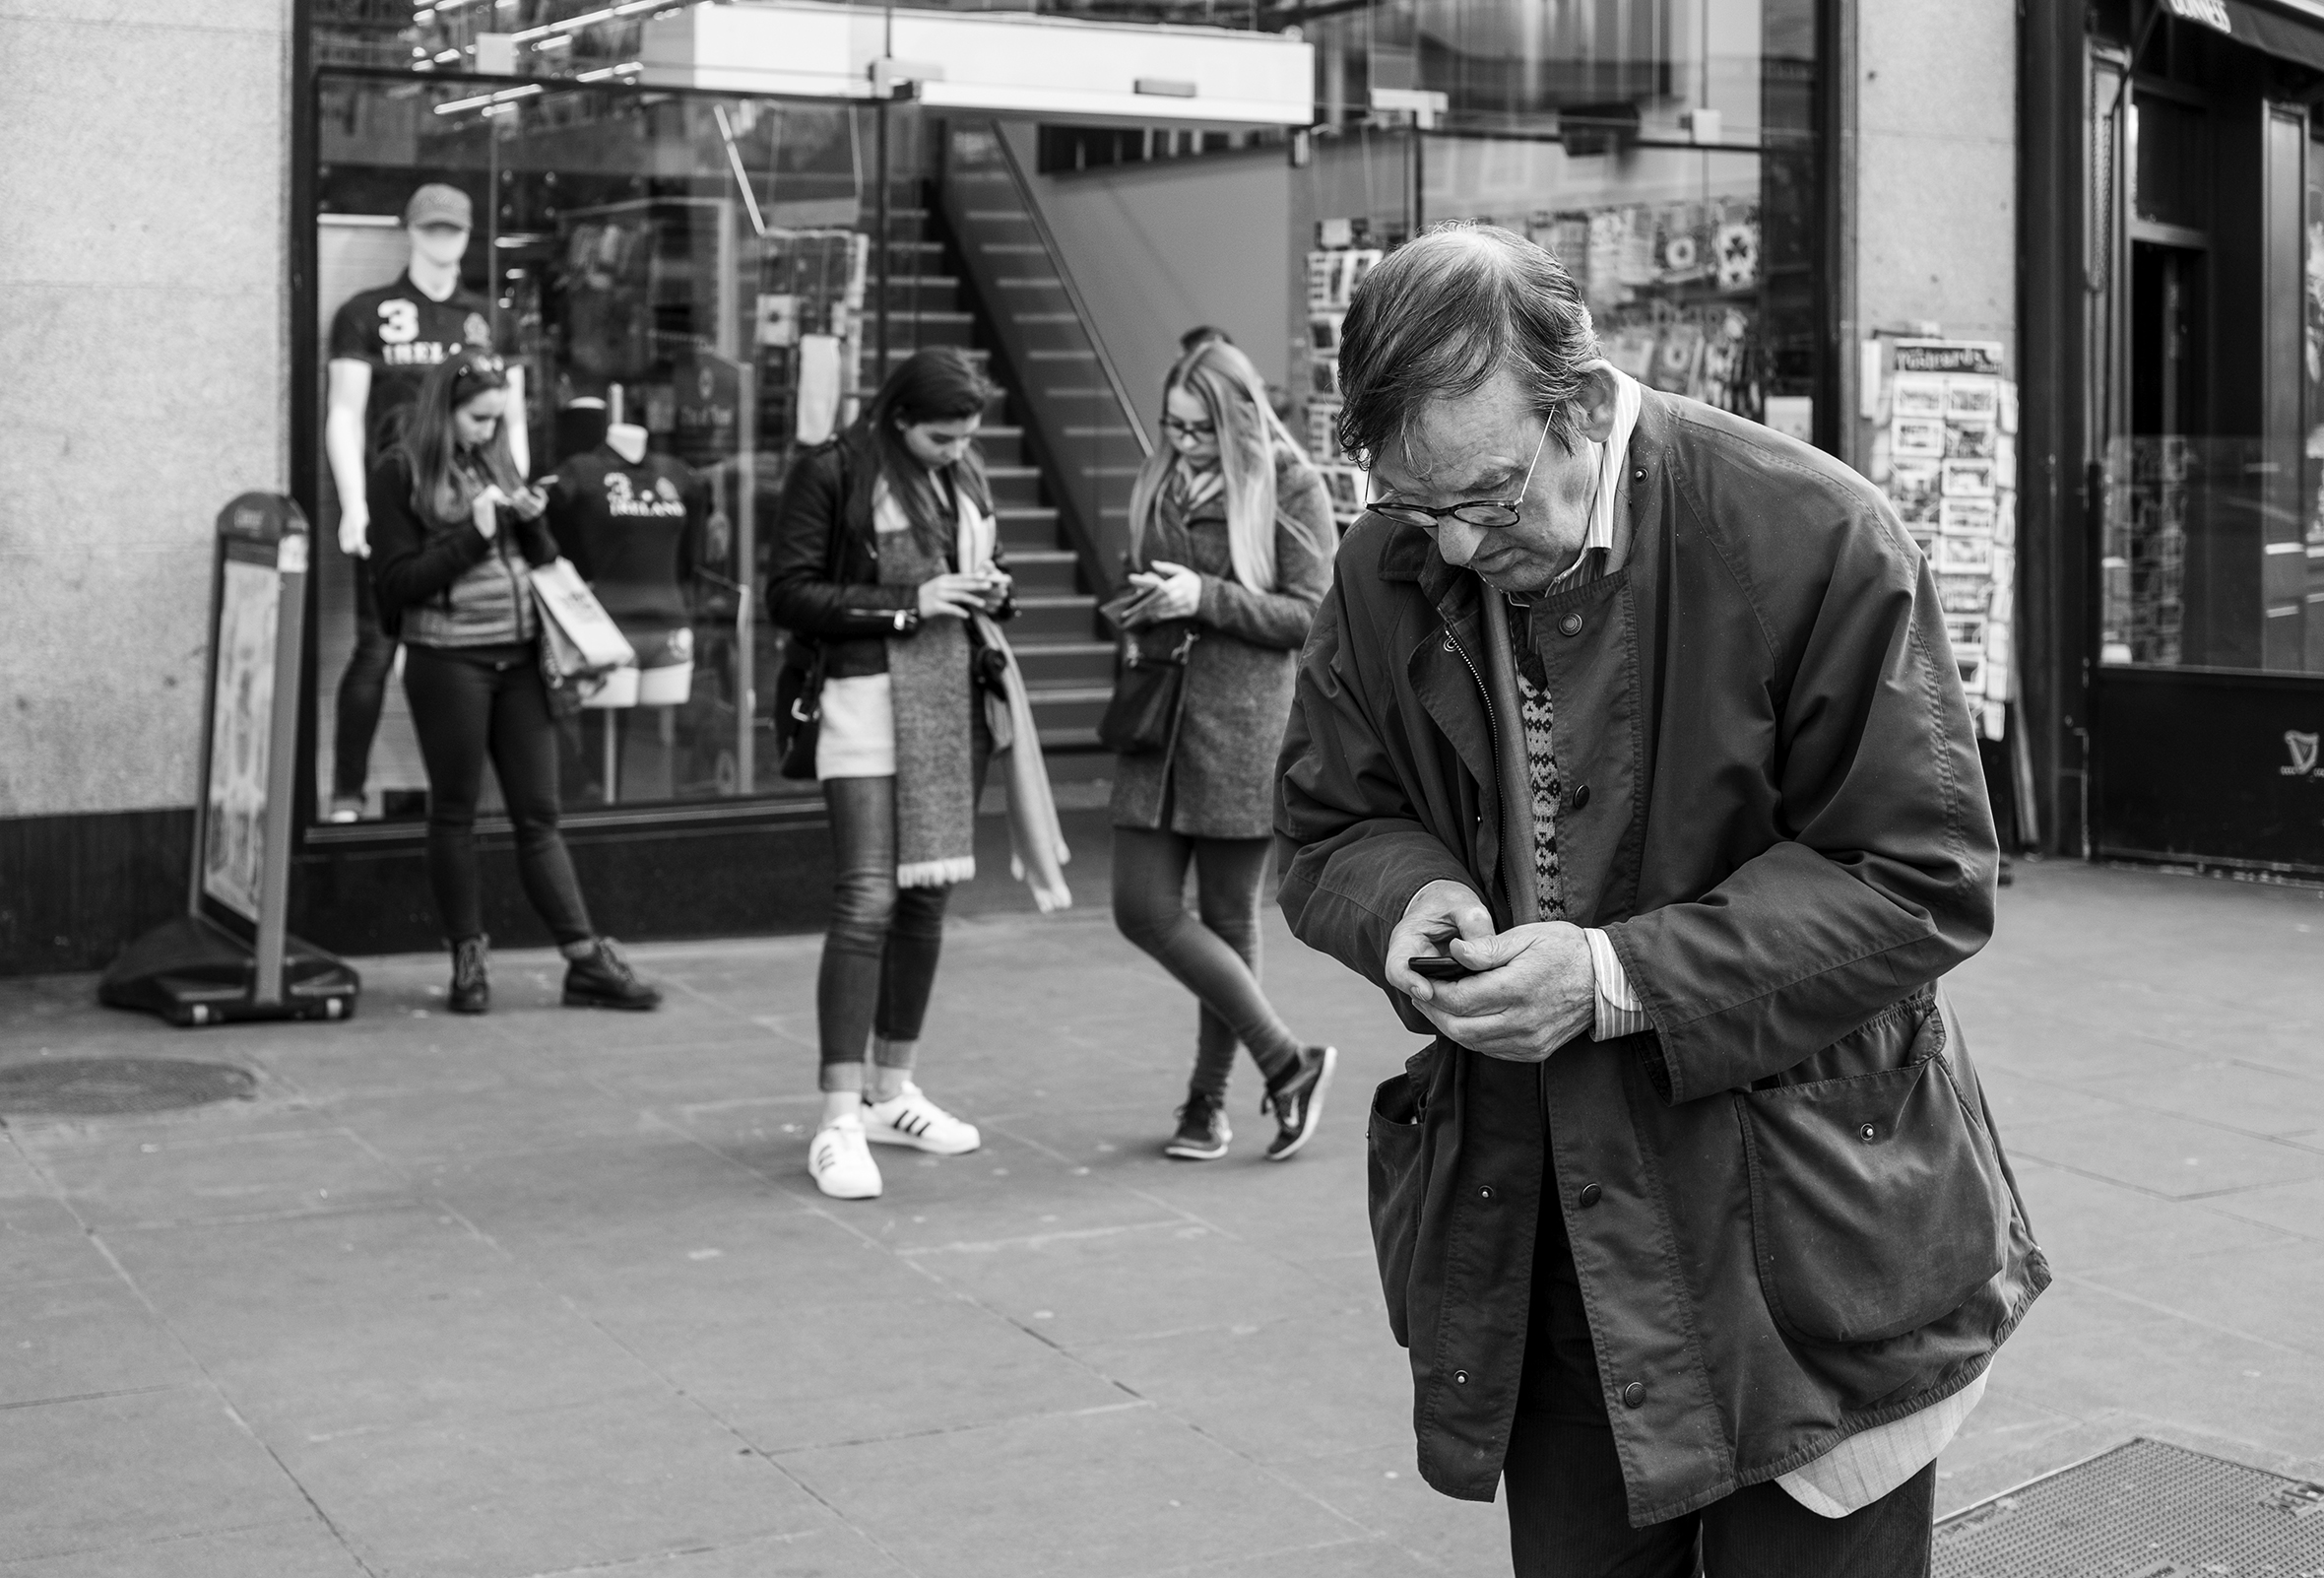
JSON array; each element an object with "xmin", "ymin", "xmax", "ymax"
[
  {"xmin": 862, "ymin": 1083, "xmax": 982, "ymax": 1155},
  {"xmin": 808, "ymin": 1116, "xmax": 882, "ymax": 1200}
]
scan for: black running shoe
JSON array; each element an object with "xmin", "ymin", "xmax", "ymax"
[
  {"xmin": 1164, "ymin": 1088, "xmax": 1232, "ymax": 1160},
  {"xmin": 561, "ymin": 937, "xmax": 662, "ymax": 1011},
  {"xmin": 1261, "ymin": 1045, "xmax": 1337, "ymax": 1161}
]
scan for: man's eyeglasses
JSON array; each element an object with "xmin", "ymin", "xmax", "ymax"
[
  {"xmin": 1370, "ymin": 414, "xmax": 1553, "ymax": 531},
  {"xmin": 1160, "ymin": 415, "xmax": 1216, "ymax": 439}
]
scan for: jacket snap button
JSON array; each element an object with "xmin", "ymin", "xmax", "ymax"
[
  {"xmin": 1559, "ymin": 612, "xmax": 1583, "ymax": 637},
  {"xmin": 1572, "ymin": 784, "xmax": 1591, "ymax": 811},
  {"xmin": 1478, "ymin": 1185, "xmax": 1495, "ymax": 1203},
  {"xmin": 1453, "ymin": 1369, "xmax": 1470, "ymax": 1385},
  {"xmin": 1579, "ymin": 1182, "xmax": 1603, "ymax": 1208},
  {"xmin": 1621, "ymin": 1381, "xmax": 1646, "ymax": 1409},
  {"xmin": 1633, "ymin": 468, "xmax": 1646, "ymax": 481},
  {"xmin": 1858, "ymin": 1122, "xmax": 1878, "ymax": 1144}
]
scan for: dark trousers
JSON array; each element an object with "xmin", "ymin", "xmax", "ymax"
[
  {"xmin": 815, "ymin": 714, "xmax": 991, "ymax": 1084},
  {"xmin": 1508, "ymin": 1189, "xmax": 1935, "ymax": 1577},
  {"xmin": 1110, "ymin": 826, "xmax": 1301, "ymax": 1097},
  {"xmin": 333, "ymin": 558, "xmax": 399, "ymax": 800},
  {"xmin": 401, "ymin": 642, "xmax": 594, "ymax": 948}
]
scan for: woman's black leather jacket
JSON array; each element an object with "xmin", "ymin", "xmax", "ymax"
[{"xmin": 765, "ymin": 425, "xmax": 1013, "ymax": 680}]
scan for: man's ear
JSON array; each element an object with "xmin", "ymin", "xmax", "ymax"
[{"xmin": 1575, "ymin": 364, "xmax": 1621, "ymax": 445}]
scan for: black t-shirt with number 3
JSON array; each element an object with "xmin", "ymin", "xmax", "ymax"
[{"xmin": 327, "ymin": 272, "xmax": 497, "ymax": 461}]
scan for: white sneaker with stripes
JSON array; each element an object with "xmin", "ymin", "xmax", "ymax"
[
  {"xmin": 862, "ymin": 1083, "xmax": 982, "ymax": 1155},
  {"xmin": 808, "ymin": 1115, "xmax": 882, "ymax": 1200}
]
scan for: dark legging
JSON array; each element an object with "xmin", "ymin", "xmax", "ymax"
[
  {"xmin": 333, "ymin": 559, "xmax": 398, "ymax": 800},
  {"xmin": 401, "ymin": 641, "xmax": 594, "ymax": 947},
  {"xmin": 816, "ymin": 716, "xmax": 992, "ymax": 1089},
  {"xmin": 1111, "ymin": 827, "xmax": 1302, "ymax": 1098}
]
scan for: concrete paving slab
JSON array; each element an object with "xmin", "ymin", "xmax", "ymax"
[
  {"xmin": 1074, "ymin": 1308, "xmax": 1415, "ymax": 1464},
  {"xmin": 0, "ymin": 1273, "xmax": 203, "ymax": 1407},
  {"xmin": 2069, "ymin": 1238, "xmax": 2324, "ymax": 1357},
  {"xmin": 518, "ymin": 1521, "xmax": 910, "ymax": 1577},
  {"xmin": 275, "ymin": 1386, "xmax": 829, "ymax": 1578},
  {"xmin": 1272, "ymin": 1441, "xmax": 1509, "ymax": 1574},
  {"xmin": 0, "ymin": 1388, "xmax": 315, "ymax": 1564},
  {"xmin": 2000, "ymin": 1102, "xmax": 2324, "ymax": 1198},
  {"xmin": 0, "ymin": 1194, "xmax": 113, "ymax": 1286},
  {"xmin": 17, "ymin": 1124, "xmax": 413, "ymax": 1229},
  {"xmin": 0, "ymin": 1517, "xmax": 367, "ymax": 1578},
  {"xmin": 103, "ymin": 1205, "xmax": 658, "ymax": 1438},
  {"xmin": 2203, "ymin": 1174, "xmax": 2324, "ymax": 1242},
  {"xmin": 2002, "ymin": 1156, "xmax": 2304, "ymax": 1275},
  {"xmin": 777, "ymin": 1401, "xmax": 1359, "ymax": 1578},
  {"xmin": 2080, "ymin": 1056, "xmax": 2324, "ymax": 1144},
  {"xmin": 652, "ymin": 1292, "xmax": 1130, "ymax": 1455}
]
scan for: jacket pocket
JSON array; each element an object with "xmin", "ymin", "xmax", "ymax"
[
  {"xmin": 1367, "ymin": 1070, "xmax": 1426, "ymax": 1348},
  {"xmin": 1737, "ymin": 1018, "xmax": 2010, "ymax": 1347}
]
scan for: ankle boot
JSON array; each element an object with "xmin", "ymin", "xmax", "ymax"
[
  {"xmin": 448, "ymin": 934, "xmax": 490, "ymax": 1015},
  {"xmin": 561, "ymin": 937, "xmax": 662, "ymax": 1012}
]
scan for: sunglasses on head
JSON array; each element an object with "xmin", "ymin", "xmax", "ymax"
[
  {"xmin": 452, "ymin": 355, "xmax": 505, "ymax": 382},
  {"xmin": 1369, "ymin": 414, "xmax": 1554, "ymax": 531}
]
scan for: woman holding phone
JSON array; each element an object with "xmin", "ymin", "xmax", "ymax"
[
  {"xmin": 767, "ymin": 347, "xmax": 1014, "ymax": 1201},
  {"xmin": 366, "ymin": 348, "xmax": 661, "ymax": 1016},
  {"xmin": 1110, "ymin": 338, "xmax": 1338, "ymax": 1162}
]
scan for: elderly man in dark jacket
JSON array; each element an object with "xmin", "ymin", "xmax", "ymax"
[{"xmin": 1274, "ymin": 226, "xmax": 2047, "ymax": 1575}]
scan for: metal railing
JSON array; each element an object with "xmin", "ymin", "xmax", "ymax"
[{"xmin": 941, "ymin": 120, "xmax": 1151, "ymax": 591}]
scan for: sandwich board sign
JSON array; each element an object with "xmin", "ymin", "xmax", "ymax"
[{"xmin": 100, "ymin": 493, "xmax": 360, "ymax": 1025}]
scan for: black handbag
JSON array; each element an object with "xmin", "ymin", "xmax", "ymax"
[{"xmin": 1097, "ymin": 614, "xmax": 1198, "ymax": 756}]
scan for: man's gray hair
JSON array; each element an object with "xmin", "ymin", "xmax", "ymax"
[{"xmin": 1335, "ymin": 224, "xmax": 1601, "ymax": 470}]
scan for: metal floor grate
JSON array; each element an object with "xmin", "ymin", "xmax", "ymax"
[
  {"xmin": 0, "ymin": 1058, "xmax": 257, "ymax": 1116},
  {"xmin": 1936, "ymin": 1438, "xmax": 2324, "ymax": 1577}
]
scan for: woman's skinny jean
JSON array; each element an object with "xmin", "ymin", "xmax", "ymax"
[
  {"xmin": 816, "ymin": 720, "xmax": 990, "ymax": 1089},
  {"xmin": 401, "ymin": 641, "xmax": 594, "ymax": 947},
  {"xmin": 1111, "ymin": 826, "xmax": 1302, "ymax": 1098}
]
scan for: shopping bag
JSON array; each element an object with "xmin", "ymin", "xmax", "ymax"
[{"xmin": 531, "ymin": 559, "xmax": 634, "ymax": 713}]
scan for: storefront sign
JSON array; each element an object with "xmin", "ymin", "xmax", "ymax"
[
  {"xmin": 2163, "ymin": 0, "xmax": 2234, "ymax": 36},
  {"xmin": 202, "ymin": 560, "xmax": 281, "ymax": 922}
]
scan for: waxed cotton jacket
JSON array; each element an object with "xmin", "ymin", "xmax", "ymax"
[{"xmin": 1273, "ymin": 390, "xmax": 2049, "ymax": 1526}]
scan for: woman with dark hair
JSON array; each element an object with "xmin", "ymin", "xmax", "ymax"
[
  {"xmin": 366, "ymin": 348, "xmax": 661, "ymax": 1015},
  {"xmin": 1111, "ymin": 338, "xmax": 1337, "ymax": 1162},
  {"xmin": 767, "ymin": 346, "xmax": 1029, "ymax": 1201}
]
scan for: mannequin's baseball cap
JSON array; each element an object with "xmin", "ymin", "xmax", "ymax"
[{"xmin": 403, "ymin": 183, "xmax": 473, "ymax": 230}]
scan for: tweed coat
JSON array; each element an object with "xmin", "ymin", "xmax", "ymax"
[{"xmin": 1111, "ymin": 447, "xmax": 1334, "ymax": 839}]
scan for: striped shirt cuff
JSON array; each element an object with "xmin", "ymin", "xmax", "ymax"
[{"xmin": 1584, "ymin": 929, "xmax": 1652, "ymax": 1040}]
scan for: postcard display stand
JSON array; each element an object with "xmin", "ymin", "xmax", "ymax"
[
  {"xmin": 100, "ymin": 494, "xmax": 360, "ymax": 1025},
  {"xmin": 1303, "ymin": 230, "xmax": 1384, "ymax": 528},
  {"xmin": 1866, "ymin": 339, "xmax": 2019, "ymax": 743}
]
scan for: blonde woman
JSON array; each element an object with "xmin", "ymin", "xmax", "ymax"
[{"xmin": 1109, "ymin": 339, "xmax": 1338, "ymax": 1161}]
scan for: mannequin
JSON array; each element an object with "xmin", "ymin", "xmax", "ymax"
[
  {"xmin": 323, "ymin": 182, "xmax": 529, "ymax": 822},
  {"xmin": 544, "ymin": 385, "xmax": 704, "ymax": 797}
]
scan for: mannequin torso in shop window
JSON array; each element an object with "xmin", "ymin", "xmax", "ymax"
[{"xmin": 544, "ymin": 428, "xmax": 705, "ymax": 707}]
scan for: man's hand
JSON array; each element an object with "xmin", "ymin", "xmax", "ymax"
[
  {"xmin": 1384, "ymin": 880, "xmax": 1596, "ymax": 1062},
  {"xmin": 338, "ymin": 499, "xmax": 370, "ymax": 559}
]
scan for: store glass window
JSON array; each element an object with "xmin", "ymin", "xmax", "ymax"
[
  {"xmin": 2098, "ymin": 81, "xmax": 2324, "ymax": 675},
  {"xmin": 1393, "ymin": 0, "xmax": 1826, "ymax": 435},
  {"xmin": 311, "ymin": 74, "xmax": 941, "ymax": 822}
]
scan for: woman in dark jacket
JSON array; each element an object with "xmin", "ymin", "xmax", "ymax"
[
  {"xmin": 1110, "ymin": 339, "xmax": 1337, "ymax": 1163},
  {"xmin": 765, "ymin": 348, "xmax": 1014, "ymax": 1202},
  {"xmin": 366, "ymin": 348, "xmax": 659, "ymax": 1016}
]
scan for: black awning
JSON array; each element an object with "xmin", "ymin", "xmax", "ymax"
[{"xmin": 2166, "ymin": 0, "xmax": 2324, "ymax": 75}]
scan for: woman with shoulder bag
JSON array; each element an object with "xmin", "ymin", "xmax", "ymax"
[
  {"xmin": 366, "ymin": 348, "xmax": 661, "ymax": 1016},
  {"xmin": 1108, "ymin": 338, "xmax": 1337, "ymax": 1163},
  {"xmin": 766, "ymin": 347, "xmax": 1016, "ymax": 1201}
]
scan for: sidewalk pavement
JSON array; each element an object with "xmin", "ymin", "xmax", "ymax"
[{"xmin": 0, "ymin": 856, "xmax": 2317, "ymax": 1576}]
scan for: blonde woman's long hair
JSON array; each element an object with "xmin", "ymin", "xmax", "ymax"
[{"xmin": 1128, "ymin": 340, "xmax": 1282, "ymax": 594}]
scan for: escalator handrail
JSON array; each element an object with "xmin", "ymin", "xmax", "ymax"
[{"xmin": 983, "ymin": 122, "xmax": 1153, "ymax": 459}]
